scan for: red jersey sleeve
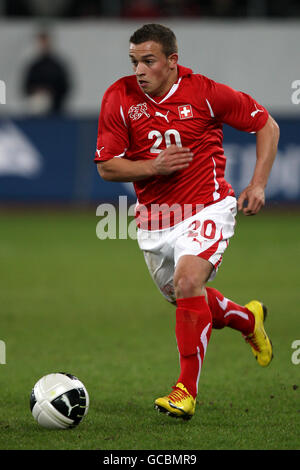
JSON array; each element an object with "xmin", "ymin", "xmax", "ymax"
[
  {"xmin": 207, "ymin": 79, "xmax": 269, "ymax": 133},
  {"xmin": 94, "ymin": 82, "xmax": 129, "ymax": 162}
]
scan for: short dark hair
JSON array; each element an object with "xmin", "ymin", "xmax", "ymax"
[{"xmin": 129, "ymin": 24, "xmax": 178, "ymax": 57}]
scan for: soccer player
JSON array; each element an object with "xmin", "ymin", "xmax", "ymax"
[{"xmin": 95, "ymin": 24, "xmax": 279, "ymax": 420}]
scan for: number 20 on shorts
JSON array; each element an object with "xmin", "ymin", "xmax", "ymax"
[{"xmin": 188, "ymin": 219, "xmax": 217, "ymax": 240}]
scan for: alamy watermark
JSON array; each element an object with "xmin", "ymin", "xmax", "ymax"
[
  {"xmin": 0, "ymin": 80, "xmax": 6, "ymax": 104},
  {"xmin": 0, "ymin": 340, "xmax": 6, "ymax": 364},
  {"xmin": 291, "ymin": 340, "xmax": 300, "ymax": 365},
  {"xmin": 96, "ymin": 196, "xmax": 206, "ymax": 240},
  {"xmin": 96, "ymin": 196, "xmax": 137, "ymax": 240},
  {"xmin": 291, "ymin": 80, "xmax": 300, "ymax": 105}
]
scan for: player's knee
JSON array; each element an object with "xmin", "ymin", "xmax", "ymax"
[{"xmin": 174, "ymin": 273, "xmax": 205, "ymax": 299}]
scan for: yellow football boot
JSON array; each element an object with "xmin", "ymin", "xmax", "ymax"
[
  {"xmin": 244, "ymin": 300, "xmax": 273, "ymax": 367},
  {"xmin": 154, "ymin": 383, "xmax": 196, "ymax": 420}
]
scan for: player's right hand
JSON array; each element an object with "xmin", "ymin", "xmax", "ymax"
[
  {"xmin": 152, "ymin": 145, "xmax": 194, "ymax": 175},
  {"xmin": 237, "ymin": 183, "xmax": 265, "ymax": 215}
]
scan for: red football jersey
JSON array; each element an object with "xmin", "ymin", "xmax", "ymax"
[{"xmin": 95, "ymin": 65, "xmax": 268, "ymax": 229}]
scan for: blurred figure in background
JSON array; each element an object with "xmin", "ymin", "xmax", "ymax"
[
  {"xmin": 4, "ymin": 0, "xmax": 73, "ymax": 17},
  {"xmin": 22, "ymin": 30, "xmax": 71, "ymax": 115}
]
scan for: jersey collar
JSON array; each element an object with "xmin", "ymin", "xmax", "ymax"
[{"xmin": 177, "ymin": 64, "xmax": 193, "ymax": 78}]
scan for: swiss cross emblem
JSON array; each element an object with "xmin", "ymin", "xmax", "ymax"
[{"xmin": 178, "ymin": 104, "xmax": 193, "ymax": 120}]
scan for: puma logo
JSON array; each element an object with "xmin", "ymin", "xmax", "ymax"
[
  {"xmin": 155, "ymin": 111, "xmax": 170, "ymax": 123},
  {"xmin": 61, "ymin": 394, "xmax": 79, "ymax": 416},
  {"xmin": 251, "ymin": 104, "xmax": 264, "ymax": 118},
  {"xmin": 96, "ymin": 146, "xmax": 104, "ymax": 157}
]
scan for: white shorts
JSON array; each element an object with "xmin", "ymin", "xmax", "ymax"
[{"xmin": 137, "ymin": 196, "xmax": 237, "ymax": 303}]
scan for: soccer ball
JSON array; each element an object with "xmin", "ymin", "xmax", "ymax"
[{"xmin": 30, "ymin": 372, "xmax": 89, "ymax": 429}]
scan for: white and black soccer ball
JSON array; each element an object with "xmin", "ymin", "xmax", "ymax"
[{"xmin": 30, "ymin": 372, "xmax": 89, "ymax": 429}]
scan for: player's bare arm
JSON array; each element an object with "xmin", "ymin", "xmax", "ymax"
[
  {"xmin": 97, "ymin": 145, "xmax": 193, "ymax": 182},
  {"xmin": 237, "ymin": 115, "xmax": 280, "ymax": 216}
]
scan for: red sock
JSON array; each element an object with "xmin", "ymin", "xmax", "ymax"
[
  {"xmin": 206, "ymin": 287, "xmax": 254, "ymax": 335},
  {"xmin": 175, "ymin": 296, "xmax": 212, "ymax": 399}
]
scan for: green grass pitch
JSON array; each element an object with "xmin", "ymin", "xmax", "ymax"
[{"xmin": 0, "ymin": 207, "xmax": 299, "ymax": 450}]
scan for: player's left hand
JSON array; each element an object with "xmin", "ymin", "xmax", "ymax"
[{"xmin": 237, "ymin": 184, "xmax": 265, "ymax": 216}]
